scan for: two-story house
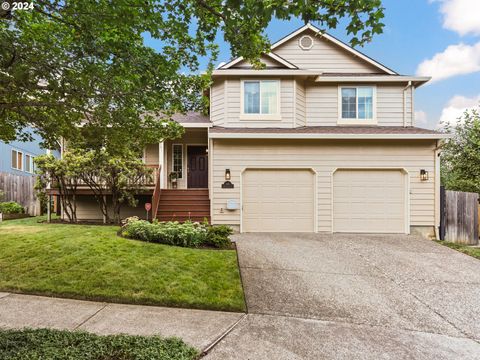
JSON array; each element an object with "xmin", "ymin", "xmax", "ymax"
[{"xmin": 73, "ymin": 23, "xmax": 447, "ymax": 237}]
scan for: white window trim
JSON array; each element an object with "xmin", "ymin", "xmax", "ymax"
[
  {"xmin": 171, "ymin": 143, "xmax": 183, "ymax": 179},
  {"xmin": 239, "ymin": 79, "xmax": 281, "ymax": 120},
  {"xmin": 11, "ymin": 149, "xmax": 24, "ymax": 171},
  {"xmin": 338, "ymin": 85, "xmax": 377, "ymax": 125},
  {"xmin": 25, "ymin": 153, "xmax": 34, "ymax": 173}
]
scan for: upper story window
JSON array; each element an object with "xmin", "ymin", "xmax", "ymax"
[
  {"xmin": 25, "ymin": 154, "xmax": 34, "ymax": 173},
  {"xmin": 241, "ymin": 80, "xmax": 280, "ymax": 120},
  {"xmin": 11, "ymin": 149, "xmax": 23, "ymax": 171},
  {"xmin": 339, "ymin": 86, "xmax": 376, "ymax": 125}
]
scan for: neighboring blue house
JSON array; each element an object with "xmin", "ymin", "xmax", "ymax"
[
  {"xmin": 0, "ymin": 128, "xmax": 60, "ymax": 215},
  {"xmin": 0, "ymin": 129, "xmax": 59, "ymax": 176}
]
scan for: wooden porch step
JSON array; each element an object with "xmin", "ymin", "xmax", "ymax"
[
  {"xmin": 159, "ymin": 196, "xmax": 210, "ymax": 202},
  {"xmin": 158, "ymin": 204, "xmax": 210, "ymax": 212},
  {"xmin": 155, "ymin": 189, "xmax": 210, "ymax": 223}
]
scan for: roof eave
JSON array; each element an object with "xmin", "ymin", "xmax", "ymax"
[
  {"xmin": 314, "ymin": 75, "xmax": 431, "ymax": 86},
  {"xmin": 209, "ymin": 133, "xmax": 449, "ymax": 140}
]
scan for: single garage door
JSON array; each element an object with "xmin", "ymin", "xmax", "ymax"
[
  {"xmin": 242, "ymin": 169, "xmax": 315, "ymax": 232},
  {"xmin": 333, "ymin": 169, "xmax": 407, "ymax": 233}
]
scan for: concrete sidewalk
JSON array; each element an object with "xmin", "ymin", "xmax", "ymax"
[{"xmin": 0, "ymin": 292, "xmax": 244, "ymax": 351}]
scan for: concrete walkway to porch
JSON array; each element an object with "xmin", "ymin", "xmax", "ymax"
[{"xmin": 0, "ymin": 292, "xmax": 244, "ymax": 352}]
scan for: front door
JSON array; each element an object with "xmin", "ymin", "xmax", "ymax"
[{"xmin": 187, "ymin": 146, "xmax": 208, "ymax": 188}]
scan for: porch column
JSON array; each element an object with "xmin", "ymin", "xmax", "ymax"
[{"xmin": 159, "ymin": 141, "xmax": 165, "ymax": 188}]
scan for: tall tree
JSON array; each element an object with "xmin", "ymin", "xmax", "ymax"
[
  {"xmin": 441, "ymin": 106, "xmax": 480, "ymax": 194},
  {"xmin": 1, "ymin": 1, "xmax": 385, "ymax": 147}
]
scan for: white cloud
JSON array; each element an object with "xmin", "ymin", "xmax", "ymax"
[
  {"xmin": 414, "ymin": 110, "xmax": 428, "ymax": 126},
  {"xmin": 436, "ymin": 0, "xmax": 480, "ymax": 36},
  {"xmin": 438, "ymin": 94, "xmax": 480, "ymax": 127},
  {"xmin": 416, "ymin": 42, "xmax": 480, "ymax": 82}
]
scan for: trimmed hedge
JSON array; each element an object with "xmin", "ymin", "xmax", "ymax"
[
  {"xmin": 0, "ymin": 328, "xmax": 198, "ymax": 360},
  {"xmin": 121, "ymin": 217, "xmax": 233, "ymax": 249},
  {"xmin": 0, "ymin": 201, "xmax": 24, "ymax": 214}
]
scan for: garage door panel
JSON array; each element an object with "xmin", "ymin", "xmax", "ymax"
[
  {"xmin": 243, "ymin": 169, "xmax": 315, "ymax": 232},
  {"xmin": 333, "ymin": 170, "xmax": 406, "ymax": 233}
]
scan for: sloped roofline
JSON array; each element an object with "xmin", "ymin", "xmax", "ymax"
[
  {"xmin": 219, "ymin": 23, "xmax": 397, "ymax": 75},
  {"xmin": 220, "ymin": 51, "xmax": 298, "ymax": 69}
]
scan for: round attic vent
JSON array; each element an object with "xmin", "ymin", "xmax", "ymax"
[{"xmin": 299, "ymin": 35, "xmax": 314, "ymax": 50}]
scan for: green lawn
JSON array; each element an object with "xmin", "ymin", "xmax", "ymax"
[
  {"xmin": 0, "ymin": 328, "xmax": 198, "ymax": 360},
  {"xmin": 436, "ymin": 240, "xmax": 480, "ymax": 260},
  {"xmin": 0, "ymin": 217, "xmax": 245, "ymax": 312}
]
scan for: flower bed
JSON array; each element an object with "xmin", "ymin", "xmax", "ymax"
[{"xmin": 121, "ymin": 217, "xmax": 233, "ymax": 249}]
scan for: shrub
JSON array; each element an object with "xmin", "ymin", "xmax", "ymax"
[
  {"xmin": 206, "ymin": 225, "xmax": 233, "ymax": 248},
  {"xmin": 121, "ymin": 219, "xmax": 233, "ymax": 249},
  {"xmin": 121, "ymin": 219, "xmax": 208, "ymax": 248},
  {"xmin": 0, "ymin": 328, "xmax": 198, "ymax": 360},
  {"xmin": 0, "ymin": 201, "xmax": 24, "ymax": 214}
]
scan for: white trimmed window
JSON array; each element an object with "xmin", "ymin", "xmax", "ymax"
[
  {"xmin": 339, "ymin": 86, "xmax": 376, "ymax": 124},
  {"xmin": 241, "ymin": 80, "xmax": 280, "ymax": 119},
  {"xmin": 11, "ymin": 149, "xmax": 23, "ymax": 171},
  {"xmin": 172, "ymin": 144, "xmax": 183, "ymax": 179},
  {"xmin": 25, "ymin": 154, "xmax": 34, "ymax": 173}
]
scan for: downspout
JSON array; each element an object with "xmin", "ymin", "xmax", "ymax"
[
  {"xmin": 434, "ymin": 139, "xmax": 443, "ymax": 240},
  {"xmin": 402, "ymin": 81, "xmax": 412, "ymax": 127}
]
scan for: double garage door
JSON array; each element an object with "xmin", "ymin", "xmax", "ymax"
[{"xmin": 242, "ymin": 168, "xmax": 407, "ymax": 233}]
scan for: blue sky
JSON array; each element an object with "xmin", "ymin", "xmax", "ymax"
[{"xmin": 145, "ymin": 0, "xmax": 480, "ymax": 129}]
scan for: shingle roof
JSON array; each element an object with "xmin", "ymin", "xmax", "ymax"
[
  {"xmin": 209, "ymin": 126, "xmax": 442, "ymax": 135},
  {"xmin": 172, "ymin": 112, "xmax": 210, "ymax": 124}
]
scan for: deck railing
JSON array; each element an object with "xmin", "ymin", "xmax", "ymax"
[{"xmin": 72, "ymin": 164, "xmax": 159, "ymax": 187}]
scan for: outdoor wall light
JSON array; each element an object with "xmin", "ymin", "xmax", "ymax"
[
  {"xmin": 420, "ymin": 169, "xmax": 429, "ymax": 181},
  {"xmin": 222, "ymin": 169, "xmax": 234, "ymax": 188}
]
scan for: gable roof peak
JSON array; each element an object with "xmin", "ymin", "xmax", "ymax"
[{"xmin": 220, "ymin": 22, "xmax": 397, "ymax": 75}]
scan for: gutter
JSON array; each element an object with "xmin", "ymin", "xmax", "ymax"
[{"xmin": 208, "ymin": 133, "xmax": 450, "ymax": 140}]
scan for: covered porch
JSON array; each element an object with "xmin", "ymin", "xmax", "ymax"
[{"xmin": 144, "ymin": 126, "xmax": 209, "ymax": 190}]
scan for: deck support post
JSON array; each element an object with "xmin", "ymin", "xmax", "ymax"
[{"xmin": 47, "ymin": 195, "xmax": 52, "ymax": 223}]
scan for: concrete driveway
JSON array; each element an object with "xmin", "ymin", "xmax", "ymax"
[{"xmin": 205, "ymin": 233, "xmax": 480, "ymax": 359}]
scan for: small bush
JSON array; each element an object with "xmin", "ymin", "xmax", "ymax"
[
  {"xmin": 0, "ymin": 201, "xmax": 24, "ymax": 214},
  {"xmin": 206, "ymin": 225, "xmax": 233, "ymax": 249},
  {"xmin": 121, "ymin": 219, "xmax": 232, "ymax": 249},
  {"xmin": 122, "ymin": 220, "xmax": 208, "ymax": 248},
  {"xmin": 0, "ymin": 328, "xmax": 198, "ymax": 360}
]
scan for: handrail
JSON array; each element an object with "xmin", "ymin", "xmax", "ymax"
[{"xmin": 151, "ymin": 165, "xmax": 162, "ymax": 222}]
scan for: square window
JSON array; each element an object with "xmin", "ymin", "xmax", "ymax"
[
  {"xmin": 243, "ymin": 80, "xmax": 279, "ymax": 115},
  {"xmin": 11, "ymin": 149, "xmax": 23, "ymax": 171},
  {"xmin": 340, "ymin": 87, "xmax": 374, "ymax": 122}
]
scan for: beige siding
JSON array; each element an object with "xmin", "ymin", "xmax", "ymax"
[
  {"xmin": 305, "ymin": 83, "xmax": 413, "ymax": 126},
  {"xmin": 232, "ymin": 55, "xmax": 284, "ymax": 68},
  {"xmin": 211, "ymin": 139, "xmax": 436, "ymax": 231},
  {"xmin": 211, "ymin": 80, "xmax": 225, "ymax": 126},
  {"xmin": 295, "ymin": 80, "xmax": 306, "ymax": 127},
  {"xmin": 144, "ymin": 144, "xmax": 159, "ymax": 166},
  {"xmin": 74, "ymin": 195, "xmax": 150, "ymax": 221},
  {"xmin": 210, "ymin": 78, "xmax": 295, "ymax": 128},
  {"xmin": 274, "ymin": 29, "xmax": 381, "ymax": 72}
]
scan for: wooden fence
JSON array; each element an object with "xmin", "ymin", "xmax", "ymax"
[
  {"xmin": 0, "ymin": 172, "xmax": 39, "ymax": 216},
  {"xmin": 440, "ymin": 187, "xmax": 479, "ymax": 245}
]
